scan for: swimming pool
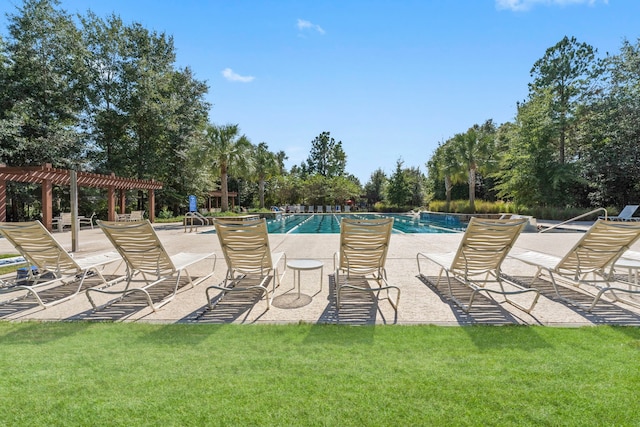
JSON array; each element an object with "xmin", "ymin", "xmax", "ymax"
[{"xmin": 265, "ymin": 213, "xmax": 465, "ymax": 234}]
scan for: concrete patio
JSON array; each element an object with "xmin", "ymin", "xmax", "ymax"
[{"xmin": 1, "ymin": 223, "xmax": 640, "ymax": 326}]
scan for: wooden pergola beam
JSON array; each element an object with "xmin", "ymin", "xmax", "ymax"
[{"xmin": 0, "ymin": 164, "xmax": 163, "ymax": 229}]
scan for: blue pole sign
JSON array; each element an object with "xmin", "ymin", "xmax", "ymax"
[{"xmin": 188, "ymin": 195, "xmax": 197, "ymax": 212}]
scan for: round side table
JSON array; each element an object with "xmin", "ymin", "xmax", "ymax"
[{"xmin": 286, "ymin": 259, "xmax": 324, "ymax": 297}]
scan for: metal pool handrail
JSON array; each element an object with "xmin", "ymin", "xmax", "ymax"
[{"xmin": 538, "ymin": 207, "xmax": 607, "ymax": 233}]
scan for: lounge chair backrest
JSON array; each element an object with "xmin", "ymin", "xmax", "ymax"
[
  {"xmin": 214, "ymin": 219, "xmax": 273, "ymax": 275},
  {"xmin": 60, "ymin": 212, "xmax": 72, "ymax": 225},
  {"xmin": 616, "ymin": 205, "xmax": 639, "ymax": 220},
  {"xmin": 556, "ymin": 220, "xmax": 640, "ymax": 277},
  {"xmin": 0, "ymin": 221, "xmax": 79, "ymax": 276},
  {"xmin": 338, "ymin": 218, "xmax": 393, "ymax": 276},
  {"xmin": 450, "ymin": 218, "xmax": 527, "ymax": 276},
  {"xmin": 129, "ymin": 210, "xmax": 145, "ymax": 221},
  {"xmin": 97, "ymin": 220, "xmax": 175, "ymax": 276}
]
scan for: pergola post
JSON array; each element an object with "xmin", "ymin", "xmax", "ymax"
[
  {"xmin": 108, "ymin": 186, "xmax": 116, "ymax": 221},
  {"xmin": 119, "ymin": 189, "xmax": 126, "ymax": 216},
  {"xmin": 70, "ymin": 170, "xmax": 79, "ymax": 252},
  {"xmin": 41, "ymin": 179, "xmax": 53, "ymax": 231},
  {"xmin": 0, "ymin": 179, "xmax": 6, "ymax": 222},
  {"xmin": 148, "ymin": 188, "xmax": 155, "ymax": 223}
]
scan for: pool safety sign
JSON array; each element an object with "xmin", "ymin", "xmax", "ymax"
[{"xmin": 189, "ymin": 195, "xmax": 197, "ymax": 212}]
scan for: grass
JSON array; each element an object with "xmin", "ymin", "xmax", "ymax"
[
  {"xmin": 0, "ymin": 323, "xmax": 638, "ymax": 426},
  {"xmin": 0, "ymin": 253, "xmax": 22, "ymax": 277}
]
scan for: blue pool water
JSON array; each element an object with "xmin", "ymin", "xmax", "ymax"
[{"xmin": 265, "ymin": 213, "xmax": 465, "ymax": 234}]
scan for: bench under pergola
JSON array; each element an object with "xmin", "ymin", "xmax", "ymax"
[{"xmin": 0, "ymin": 163, "xmax": 163, "ymax": 231}]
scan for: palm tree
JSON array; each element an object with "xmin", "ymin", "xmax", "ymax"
[
  {"xmin": 275, "ymin": 150, "xmax": 288, "ymax": 175},
  {"xmin": 205, "ymin": 123, "xmax": 252, "ymax": 212},
  {"xmin": 430, "ymin": 142, "xmax": 464, "ymax": 211},
  {"xmin": 451, "ymin": 120, "xmax": 496, "ymax": 213},
  {"xmin": 253, "ymin": 142, "xmax": 279, "ymax": 208}
]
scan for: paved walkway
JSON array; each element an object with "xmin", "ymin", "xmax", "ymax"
[{"xmin": 1, "ymin": 223, "xmax": 640, "ymax": 325}]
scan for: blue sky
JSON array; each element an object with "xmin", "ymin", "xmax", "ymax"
[{"xmin": 2, "ymin": 0, "xmax": 639, "ymax": 184}]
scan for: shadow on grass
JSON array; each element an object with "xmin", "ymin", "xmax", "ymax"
[
  {"xmin": 303, "ymin": 322, "xmax": 376, "ymax": 346},
  {"xmin": 0, "ymin": 320, "xmax": 91, "ymax": 344},
  {"xmin": 462, "ymin": 324, "xmax": 552, "ymax": 350},
  {"xmin": 136, "ymin": 323, "xmax": 227, "ymax": 346}
]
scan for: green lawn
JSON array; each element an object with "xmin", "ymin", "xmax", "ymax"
[
  {"xmin": 0, "ymin": 253, "xmax": 22, "ymax": 277},
  {"xmin": 0, "ymin": 323, "xmax": 638, "ymax": 426}
]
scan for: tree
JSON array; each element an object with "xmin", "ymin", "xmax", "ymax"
[
  {"xmin": 305, "ymin": 131, "xmax": 346, "ymax": 177},
  {"xmin": 451, "ymin": 120, "xmax": 497, "ymax": 213},
  {"xmin": 79, "ymin": 12, "xmax": 128, "ymax": 173},
  {"xmin": 428, "ymin": 141, "xmax": 466, "ymax": 210},
  {"xmin": 327, "ymin": 176, "xmax": 361, "ymax": 207},
  {"xmin": 203, "ymin": 124, "xmax": 252, "ymax": 212},
  {"xmin": 364, "ymin": 168, "xmax": 387, "ymax": 207},
  {"xmin": 576, "ymin": 39, "xmax": 640, "ymax": 207},
  {"xmin": 253, "ymin": 142, "xmax": 279, "ymax": 208},
  {"xmin": 304, "ymin": 174, "xmax": 331, "ymax": 206},
  {"xmin": 0, "ymin": 0, "xmax": 87, "ymax": 167},
  {"xmin": 494, "ymin": 90, "xmax": 563, "ymax": 206},
  {"xmin": 155, "ymin": 67, "xmax": 210, "ymax": 213},
  {"xmin": 386, "ymin": 159, "xmax": 410, "ymax": 208},
  {"xmin": 404, "ymin": 166, "xmax": 427, "ymax": 207},
  {"xmin": 80, "ymin": 12, "xmax": 210, "ymax": 213},
  {"xmin": 529, "ymin": 36, "xmax": 597, "ymax": 165},
  {"xmin": 274, "ymin": 150, "xmax": 288, "ymax": 175}
]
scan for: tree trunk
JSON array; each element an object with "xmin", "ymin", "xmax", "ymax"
[
  {"xmin": 259, "ymin": 176, "xmax": 265, "ymax": 209},
  {"xmin": 559, "ymin": 122, "xmax": 566, "ymax": 165},
  {"xmin": 221, "ymin": 163, "xmax": 229, "ymax": 212},
  {"xmin": 445, "ymin": 175, "xmax": 452, "ymax": 211},
  {"xmin": 468, "ymin": 167, "xmax": 476, "ymax": 213}
]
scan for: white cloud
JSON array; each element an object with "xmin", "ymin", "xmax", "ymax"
[
  {"xmin": 496, "ymin": 0, "xmax": 608, "ymax": 12},
  {"xmin": 297, "ymin": 18, "xmax": 325, "ymax": 35},
  {"xmin": 221, "ymin": 68, "xmax": 255, "ymax": 83}
]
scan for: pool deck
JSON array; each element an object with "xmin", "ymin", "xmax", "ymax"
[{"xmin": 2, "ymin": 223, "xmax": 640, "ymax": 326}]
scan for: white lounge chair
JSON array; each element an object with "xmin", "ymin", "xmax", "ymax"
[
  {"xmin": 129, "ymin": 210, "xmax": 145, "ymax": 221},
  {"xmin": 614, "ymin": 250, "xmax": 640, "ymax": 286},
  {"xmin": 334, "ymin": 218, "xmax": 399, "ymax": 312},
  {"xmin": 52, "ymin": 212, "xmax": 95, "ymax": 231},
  {"xmin": 599, "ymin": 205, "xmax": 640, "ymax": 221},
  {"xmin": 417, "ymin": 218, "xmax": 539, "ymax": 313},
  {"xmin": 509, "ymin": 220, "xmax": 640, "ymax": 311},
  {"xmin": 87, "ymin": 220, "xmax": 216, "ymax": 311},
  {"xmin": 206, "ymin": 218, "xmax": 286, "ymax": 311},
  {"xmin": 0, "ymin": 221, "xmax": 122, "ymax": 308}
]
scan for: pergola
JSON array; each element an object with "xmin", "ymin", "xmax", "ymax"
[
  {"xmin": 0, "ymin": 163, "xmax": 163, "ymax": 231},
  {"xmin": 207, "ymin": 190, "xmax": 238, "ymax": 210}
]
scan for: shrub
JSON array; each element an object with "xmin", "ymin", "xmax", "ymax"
[
  {"xmin": 157, "ymin": 207, "xmax": 173, "ymax": 219},
  {"xmin": 427, "ymin": 199, "xmax": 603, "ymax": 220}
]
